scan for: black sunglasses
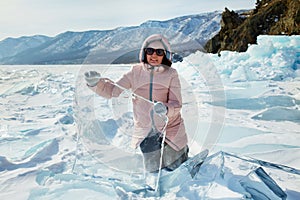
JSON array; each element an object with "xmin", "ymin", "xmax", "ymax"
[{"xmin": 144, "ymin": 48, "xmax": 165, "ymax": 56}]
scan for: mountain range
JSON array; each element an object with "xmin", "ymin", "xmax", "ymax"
[
  {"xmin": 0, "ymin": 11, "xmax": 222, "ymax": 65},
  {"xmin": 1, "ymin": 0, "xmax": 299, "ymax": 65}
]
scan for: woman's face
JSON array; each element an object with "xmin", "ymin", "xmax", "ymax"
[{"xmin": 146, "ymin": 49, "xmax": 164, "ymax": 66}]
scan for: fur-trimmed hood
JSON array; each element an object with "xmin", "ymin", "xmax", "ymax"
[{"xmin": 139, "ymin": 34, "xmax": 172, "ymax": 67}]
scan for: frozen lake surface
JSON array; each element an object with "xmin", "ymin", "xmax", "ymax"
[{"xmin": 0, "ymin": 35, "xmax": 300, "ymax": 199}]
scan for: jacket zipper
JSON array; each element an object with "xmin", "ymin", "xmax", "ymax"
[
  {"xmin": 149, "ymin": 66, "xmax": 157, "ymax": 131},
  {"xmin": 149, "ymin": 66, "xmax": 154, "ymax": 102}
]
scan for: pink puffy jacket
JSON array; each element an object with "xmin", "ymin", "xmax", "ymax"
[{"xmin": 89, "ymin": 35, "xmax": 188, "ymax": 151}]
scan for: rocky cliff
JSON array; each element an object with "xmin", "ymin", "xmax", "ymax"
[{"xmin": 205, "ymin": 0, "xmax": 300, "ymax": 54}]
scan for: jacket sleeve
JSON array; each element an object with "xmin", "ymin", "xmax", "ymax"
[
  {"xmin": 88, "ymin": 68, "xmax": 133, "ymax": 99},
  {"xmin": 165, "ymin": 69, "xmax": 182, "ymax": 118},
  {"xmin": 88, "ymin": 80, "xmax": 116, "ymax": 99}
]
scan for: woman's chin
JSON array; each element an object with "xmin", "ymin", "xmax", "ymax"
[{"xmin": 149, "ymin": 62, "xmax": 160, "ymax": 66}]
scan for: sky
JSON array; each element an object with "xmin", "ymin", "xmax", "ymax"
[{"xmin": 0, "ymin": 0, "xmax": 256, "ymax": 41}]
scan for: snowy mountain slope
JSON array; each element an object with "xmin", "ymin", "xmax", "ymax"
[
  {"xmin": 0, "ymin": 11, "xmax": 222, "ymax": 64},
  {"xmin": 0, "ymin": 35, "xmax": 51, "ymax": 60}
]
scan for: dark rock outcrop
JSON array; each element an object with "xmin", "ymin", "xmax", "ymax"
[{"xmin": 205, "ymin": 0, "xmax": 300, "ymax": 54}]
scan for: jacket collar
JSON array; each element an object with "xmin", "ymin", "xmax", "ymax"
[{"xmin": 143, "ymin": 63, "xmax": 168, "ymax": 73}]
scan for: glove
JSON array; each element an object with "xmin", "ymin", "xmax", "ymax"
[
  {"xmin": 153, "ymin": 102, "xmax": 168, "ymax": 115},
  {"xmin": 84, "ymin": 71, "xmax": 101, "ymax": 87}
]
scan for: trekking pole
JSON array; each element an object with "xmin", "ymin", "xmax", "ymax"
[
  {"xmin": 155, "ymin": 114, "xmax": 169, "ymax": 193},
  {"xmin": 102, "ymin": 79, "xmax": 155, "ymax": 105}
]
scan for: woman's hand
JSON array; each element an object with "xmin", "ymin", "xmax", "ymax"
[
  {"xmin": 84, "ymin": 71, "xmax": 101, "ymax": 87},
  {"xmin": 153, "ymin": 102, "xmax": 168, "ymax": 115}
]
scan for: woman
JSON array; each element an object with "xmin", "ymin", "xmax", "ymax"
[{"xmin": 84, "ymin": 34, "xmax": 188, "ymax": 173}]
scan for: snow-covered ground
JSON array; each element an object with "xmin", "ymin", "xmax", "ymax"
[{"xmin": 0, "ymin": 35, "xmax": 299, "ymax": 199}]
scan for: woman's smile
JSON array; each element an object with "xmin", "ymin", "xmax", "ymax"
[{"xmin": 147, "ymin": 54, "xmax": 163, "ymax": 66}]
